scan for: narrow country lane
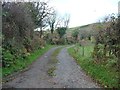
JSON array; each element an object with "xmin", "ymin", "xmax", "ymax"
[{"xmin": 3, "ymin": 47, "xmax": 99, "ymax": 88}]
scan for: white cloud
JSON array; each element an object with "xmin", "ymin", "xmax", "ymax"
[{"xmin": 49, "ymin": 0, "xmax": 119, "ymax": 27}]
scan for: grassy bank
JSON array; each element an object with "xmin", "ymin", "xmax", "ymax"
[
  {"xmin": 68, "ymin": 44, "xmax": 118, "ymax": 88},
  {"xmin": 0, "ymin": 68, "xmax": 1, "ymax": 83},
  {"xmin": 2, "ymin": 45, "xmax": 54, "ymax": 78}
]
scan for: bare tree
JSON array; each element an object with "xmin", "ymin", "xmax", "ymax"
[
  {"xmin": 33, "ymin": 1, "xmax": 52, "ymax": 37},
  {"xmin": 63, "ymin": 14, "xmax": 70, "ymax": 28},
  {"xmin": 48, "ymin": 10, "xmax": 57, "ymax": 34}
]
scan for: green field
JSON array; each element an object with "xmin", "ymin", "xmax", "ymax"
[{"xmin": 68, "ymin": 44, "xmax": 118, "ymax": 88}]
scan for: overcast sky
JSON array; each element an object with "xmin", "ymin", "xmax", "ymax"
[
  {"xmin": 48, "ymin": 0, "xmax": 119, "ymax": 28},
  {"xmin": 5, "ymin": 0, "xmax": 119, "ymax": 28}
]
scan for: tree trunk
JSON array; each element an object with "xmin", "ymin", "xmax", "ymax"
[
  {"xmin": 82, "ymin": 46, "xmax": 84, "ymax": 56},
  {"xmin": 51, "ymin": 29, "xmax": 54, "ymax": 34},
  {"xmin": 40, "ymin": 27, "xmax": 42, "ymax": 38},
  {"xmin": 103, "ymin": 44, "xmax": 107, "ymax": 58}
]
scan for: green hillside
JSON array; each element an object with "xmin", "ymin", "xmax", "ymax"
[
  {"xmin": 67, "ymin": 23, "xmax": 97, "ymax": 33},
  {"xmin": 66, "ymin": 23, "xmax": 102, "ymax": 37}
]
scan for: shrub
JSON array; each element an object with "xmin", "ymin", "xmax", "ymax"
[{"xmin": 2, "ymin": 49, "xmax": 15, "ymax": 67}]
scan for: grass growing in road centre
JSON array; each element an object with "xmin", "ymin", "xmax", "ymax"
[{"xmin": 47, "ymin": 47, "xmax": 62, "ymax": 76}]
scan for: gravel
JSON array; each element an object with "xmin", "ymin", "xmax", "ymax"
[
  {"xmin": 53, "ymin": 47, "xmax": 99, "ymax": 88},
  {"xmin": 2, "ymin": 46, "xmax": 100, "ymax": 88},
  {"xmin": 2, "ymin": 47, "xmax": 59, "ymax": 88}
]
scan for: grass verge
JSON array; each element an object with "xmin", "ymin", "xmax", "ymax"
[
  {"xmin": 68, "ymin": 44, "xmax": 118, "ymax": 88},
  {"xmin": 2, "ymin": 45, "xmax": 54, "ymax": 80},
  {"xmin": 47, "ymin": 47, "xmax": 62, "ymax": 76}
]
